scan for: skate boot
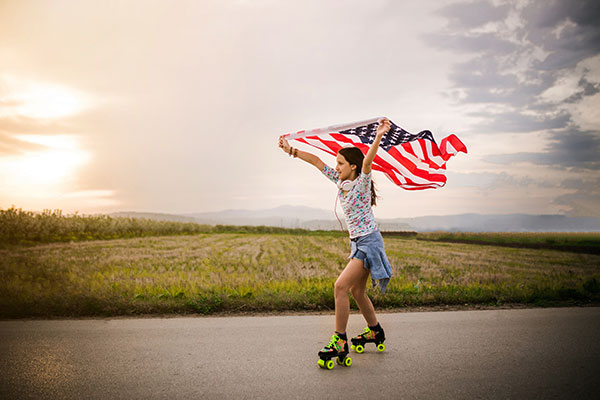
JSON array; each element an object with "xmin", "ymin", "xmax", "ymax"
[
  {"xmin": 317, "ymin": 333, "xmax": 352, "ymax": 370},
  {"xmin": 351, "ymin": 325, "xmax": 386, "ymax": 353}
]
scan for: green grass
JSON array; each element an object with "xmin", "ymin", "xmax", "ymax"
[
  {"xmin": 0, "ymin": 206, "xmax": 338, "ymax": 246},
  {"xmin": 3, "ymin": 207, "xmax": 598, "ymax": 253},
  {"xmin": 1, "ymin": 232, "xmax": 599, "ymax": 318},
  {"xmin": 416, "ymin": 232, "xmax": 600, "ymax": 254}
]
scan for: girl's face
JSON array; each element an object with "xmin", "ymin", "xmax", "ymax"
[{"xmin": 336, "ymin": 153, "xmax": 357, "ymax": 181}]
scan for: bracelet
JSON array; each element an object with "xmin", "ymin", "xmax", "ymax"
[
  {"xmin": 289, "ymin": 146, "xmax": 293, "ymax": 156},
  {"xmin": 293, "ymin": 148, "xmax": 298, "ymax": 158}
]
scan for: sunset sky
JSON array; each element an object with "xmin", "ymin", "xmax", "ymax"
[{"xmin": 1, "ymin": 0, "xmax": 598, "ymax": 219}]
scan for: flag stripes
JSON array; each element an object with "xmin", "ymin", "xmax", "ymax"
[{"xmin": 285, "ymin": 117, "xmax": 467, "ymax": 190}]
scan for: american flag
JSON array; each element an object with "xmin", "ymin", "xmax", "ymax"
[{"xmin": 283, "ymin": 117, "xmax": 467, "ymax": 190}]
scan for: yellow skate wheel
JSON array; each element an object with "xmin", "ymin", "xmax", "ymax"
[
  {"xmin": 350, "ymin": 345, "xmax": 355, "ymax": 351},
  {"xmin": 355, "ymin": 344, "xmax": 364, "ymax": 354},
  {"xmin": 317, "ymin": 359, "xmax": 325, "ymax": 368},
  {"xmin": 377, "ymin": 343, "xmax": 386, "ymax": 352},
  {"xmin": 344, "ymin": 357, "xmax": 353, "ymax": 367},
  {"xmin": 326, "ymin": 359, "xmax": 334, "ymax": 370}
]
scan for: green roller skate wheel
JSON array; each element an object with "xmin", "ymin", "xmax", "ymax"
[
  {"xmin": 336, "ymin": 356, "xmax": 353, "ymax": 367},
  {"xmin": 318, "ymin": 358, "xmax": 334, "ymax": 369},
  {"xmin": 377, "ymin": 343, "xmax": 386, "ymax": 352},
  {"xmin": 355, "ymin": 344, "xmax": 364, "ymax": 354}
]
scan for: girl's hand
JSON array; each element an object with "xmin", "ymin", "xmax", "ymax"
[
  {"xmin": 278, "ymin": 135, "xmax": 291, "ymax": 153},
  {"xmin": 376, "ymin": 118, "xmax": 391, "ymax": 138}
]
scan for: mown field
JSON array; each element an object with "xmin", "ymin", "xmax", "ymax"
[
  {"xmin": 1, "ymin": 231, "xmax": 599, "ymax": 318},
  {"xmin": 417, "ymin": 231, "xmax": 600, "ymax": 254}
]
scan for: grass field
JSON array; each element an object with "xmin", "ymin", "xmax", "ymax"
[
  {"xmin": 416, "ymin": 231, "xmax": 600, "ymax": 254},
  {"xmin": 1, "ymin": 231, "xmax": 599, "ymax": 318}
]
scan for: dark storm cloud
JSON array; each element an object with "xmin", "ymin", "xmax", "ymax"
[
  {"xmin": 471, "ymin": 110, "xmax": 571, "ymax": 133},
  {"xmin": 429, "ymin": 0, "xmax": 600, "ymax": 170},
  {"xmin": 523, "ymin": 0, "xmax": 600, "ymax": 28},
  {"xmin": 430, "ymin": 0, "xmax": 600, "ymax": 108},
  {"xmin": 447, "ymin": 56, "xmax": 555, "ymax": 106},
  {"xmin": 546, "ymin": 129, "xmax": 600, "ymax": 169},
  {"xmin": 523, "ymin": 0, "xmax": 600, "ymax": 67},
  {"xmin": 486, "ymin": 128, "xmax": 600, "ymax": 170},
  {"xmin": 565, "ymin": 77, "xmax": 600, "ymax": 103}
]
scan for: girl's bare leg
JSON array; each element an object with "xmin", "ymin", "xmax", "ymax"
[
  {"xmin": 334, "ymin": 258, "xmax": 376, "ymax": 333},
  {"xmin": 350, "ymin": 266, "xmax": 378, "ymax": 327}
]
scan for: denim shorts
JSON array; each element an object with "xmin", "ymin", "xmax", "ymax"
[
  {"xmin": 351, "ymin": 249, "xmax": 368, "ymax": 265},
  {"xmin": 349, "ymin": 229, "xmax": 385, "ymax": 271},
  {"xmin": 348, "ymin": 229, "xmax": 393, "ymax": 293}
]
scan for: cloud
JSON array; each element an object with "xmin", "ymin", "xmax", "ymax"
[
  {"xmin": 429, "ymin": 0, "xmax": 600, "ymax": 173},
  {"xmin": 430, "ymin": 0, "xmax": 600, "ymax": 107},
  {"xmin": 445, "ymin": 56, "xmax": 557, "ymax": 106},
  {"xmin": 436, "ymin": 1, "xmax": 510, "ymax": 29},
  {"xmin": 0, "ymin": 74, "xmax": 93, "ymax": 120},
  {"xmin": 447, "ymin": 171, "xmax": 538, "ymax": 189},
  {"xmin": 425, "ymin": 32, "xmax": 517, "ymax": 55},
  {"xmin": 523, "ymin": 0, "xmax": 600, "ymax": 71},
  {"xmin": 0, "ymin": 131, "xmax": 46, "ymax": 155},
  {"xmin": 554, "ymin": 177, "xmax": 600, "ymax": 217},
  {"xmin": 470, "ymin": 110, "xmax": 571, "ymax": 133},
  {"xmin": 564, "ymin": 77, "xmax": 600, "ymax": 103},
  {"xmin": 0, "ymin": 74, "xmax": 92, "ymax": 155},
  {"xmin": 0, "ymin": 115, "xmax": 78, "ymax": 156},
  {"xmin": 486, "ymin": 128, "xmax": 600, "ymax": 170}
]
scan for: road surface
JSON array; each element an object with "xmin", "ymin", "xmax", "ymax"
[{"xmin": 1, "ymin": 307, "xmax": 599, "ymax": 399}]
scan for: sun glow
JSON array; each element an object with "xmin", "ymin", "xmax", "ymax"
[
  {"xmin": 0, "ymin": 75, "xmax": 116, "ymax": 212},
  {"xmin": 13, "ymin": 135, "xmax": 90, "ymax": 185},
  {"xmin": 0, "ymin": 75, "xmax": 91, "ymax": 119},
  {"xmin": 0, "ymin": 134, "xmax": 91, "ymax": 207}
]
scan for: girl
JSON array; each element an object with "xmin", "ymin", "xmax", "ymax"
[{"xmin": 278, "ymin": 117, "xmax": 394, "ymax": 367}]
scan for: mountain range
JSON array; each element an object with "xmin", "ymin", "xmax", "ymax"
[{"xmin": 110, "ymin": 205, "xmax": 600, "ymax": 232}]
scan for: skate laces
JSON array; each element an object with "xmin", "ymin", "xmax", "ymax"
[
  {"xmin": 325, "ymin": 334, "xmax": 343, "ymax": 351},
  {"xmin": 359, "ymin": 327, "xmax": 375, "ymax": 339}
]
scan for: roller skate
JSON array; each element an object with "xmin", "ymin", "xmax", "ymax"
[
  {"xmin": 317, "ymin": 333, "xmax": 353, "ymax": 370},
  {"xmin": 351, "ymin": 325, "xmax": 386, "ymax": 353}
]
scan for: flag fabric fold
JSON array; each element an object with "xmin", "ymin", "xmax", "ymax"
[{"xmin": 283, "ymin": 117, "xmax": 467, "ymax": 190}]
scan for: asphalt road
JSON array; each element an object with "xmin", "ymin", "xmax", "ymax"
[{"xmin": 1, "ymin": 307, "xmax": 599, "ymax": 399}]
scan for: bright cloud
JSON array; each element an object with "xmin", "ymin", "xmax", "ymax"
[{"xmin": 0, "ymin": 75, "xmax": 92, "ymax": 119}]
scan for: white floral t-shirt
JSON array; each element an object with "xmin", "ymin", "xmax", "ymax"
[{"xmin": 322, "ymin": 165, "xmax": 378, "ymax": 239}]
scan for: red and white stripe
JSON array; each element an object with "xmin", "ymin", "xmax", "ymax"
[{"xmin": 283, "ymin": 117, "xmax": 467, "ymax": 190}]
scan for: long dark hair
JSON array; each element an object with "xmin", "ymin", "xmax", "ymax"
[{"xmin": 338, "ymin": 147, "xmax": 378, "ymax": 206}]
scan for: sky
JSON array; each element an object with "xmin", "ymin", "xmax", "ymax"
[{"xmin": 0, "ymin": 0, "xmax": 599, "ymax": 219}]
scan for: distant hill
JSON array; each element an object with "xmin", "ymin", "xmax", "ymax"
[
  {"xmin": 110, "ymin": 206, "xmax": 600, "ymax": 232},
  {"xmin": 182, "ymin": 205, "xmax": 332, "ymax": 227}
]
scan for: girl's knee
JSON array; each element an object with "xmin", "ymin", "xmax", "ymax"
[
  {"xmin": 350, "ymin": 285, "xmax": 365, "ymax": 298},
  {"xmin": 334, "ymin": 279, "xmax": 349, "ymax": 295}
]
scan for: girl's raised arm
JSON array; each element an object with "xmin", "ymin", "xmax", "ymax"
[
  {"xmin": 363, "ymin": 118, "xmax": 391, "ymax": 174},
  {"xmin": 279, "ymin": 136, "xmax": 325, "ymax": 171}
]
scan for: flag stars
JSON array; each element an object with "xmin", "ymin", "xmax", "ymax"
[{"xmin": 339, "ymin": 123, "xmax": 438, "ymax": 148}]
